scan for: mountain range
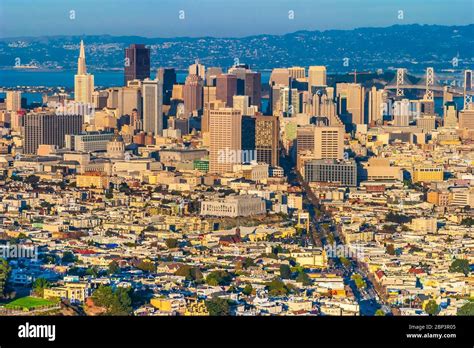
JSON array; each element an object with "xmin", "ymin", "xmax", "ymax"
[{"xmin": 0, "ymin": 24, "xmax": 472, "ymax": 73}]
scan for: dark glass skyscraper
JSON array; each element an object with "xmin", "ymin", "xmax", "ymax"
[
  {"xmin": 157, "ymin": 67, "xmax": 177, "ymax": 105},
  {"xmin": 124, "ymin": 44, "xmax": 150, "ymax": 85}
]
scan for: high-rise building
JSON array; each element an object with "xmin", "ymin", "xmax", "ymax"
[
  {"xmin": 444, "ymin": 101, "xmax": 458, "ymax": 128},
  {"xmin": 157, "ymin": 68, "xmax": 177, "ymax": 105},
  {"xmin": 74, "ymin": 40, "xmax": 94, "ymax": 104},
  {"xmin": 269, "ymin": 68, "xmax": 290, "ymax": 87},
  {"xmin": 289, "ymin": 67, "xmax": 306, "ymax": 80},
  {"xmin": 314, "ymin": 125, "xmax": 344, "ymax": 160},
  {"xmin": 6, "ymin": 91, "xmax": 22, "ymax": 112},
  {"xmin": 189, "ymin": 60, "xmax": 206, "ymax": 80},
  {"xmin": 209, "ymin": 108, "xmax": 242, "ymax": 174},
  {"xmin": 241, "ymin": 116, "xmax": 256, "ymax": 155},
  {"xmin": 216, "ymin": 74, "xmax": 237, "ymax": 107},
  {"xmin": 368, "ymin": 86, "xmax": 386, "ymax": 125},
  {"xmin": 142, "ymin": 78, "xmax": 163, "ymax": 136},
  {"xmin": 297, "ymin": 124, "xmax": 344, "ymax": 160},
  {"xmin": 205, "ymin": 67, "xmax": 223, "ymax": 86},
  {"xmin": 312, "ymin": 88, "xmax": 339, "ymax": 125},
  {"xmin": 393, "ymin": 99, "xmax": 411, "ymax": 127},
  {"xmin": 459, "ymin": 109, "xmax": 474, "ymax": 129},
  {"xmin": 183, "ymin": 74, "xmax": 203, "ymax": 117},
  {"xmin": 245, "ymin": 71, "xmax": 262, "ymax": 109},
  {"xmin": 255, "ymin": 115, "xmax": 279, "ymax": 166},
  {"xmin": 279, "ymin": 87, "xmax": 300, "ymax": 116},
  {"xmin": 233, "ymin": 95, "xmax": 256, "ymax": 115},
  {"xmin": 202, "ymin": 99, "xmax": 225, "ymax": 134},
  {"xmin": 124, "ymin": 44, "xmax": 150, "ymax": 85},
  {"xmin": 24, "ymin": 112, "xmax": 83, "ymax": 154},
  {"xmin": 337, "ymin": 83, "xmax": 365, "ymax": 125},
  {"xmin": 308, "ymin": 66, "xmax": 327, "ymax": 91}
]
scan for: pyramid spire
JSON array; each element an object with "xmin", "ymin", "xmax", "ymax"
[{"xmin": 77, "ymin": 40, "xmax": 87, "ymax": 75}]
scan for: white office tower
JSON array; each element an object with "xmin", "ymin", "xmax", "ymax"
[
  {"xmin": 142, "ymin": 78, "xmax": 163, "ymax": 136},
  {"xmin": 74, "ymin": 40, "xmax": 94, "ymax": 104}
]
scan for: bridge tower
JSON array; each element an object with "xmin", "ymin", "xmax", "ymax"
[
  {"xmin": 464, "ymin": 70, "xmax": 473, "ymax": 110},
  {"xmin": 424, "ymin": 67, "xmax": 434, "ymax": 101},
  {"xmin": 396, "ymin": 68, "xmax": 406, "ymax": 97}
]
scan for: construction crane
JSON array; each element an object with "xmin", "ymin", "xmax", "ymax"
[{"xmin": 348, "ymin": 69, "xmax": 371, "ymax": 83}]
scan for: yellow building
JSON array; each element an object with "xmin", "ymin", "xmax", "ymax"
[
  {"xmin": 412, "ymin": 165, "xmax": 443, "ymax": 183},
  {"xmin": 44, "ymin": 283, "xmax": 88, "ymax": 303},
  {"xmin": 76, "ymin": 172, "xmax": 110, "ymax": 189},
  {"xmin": 150, "ymin": 298, "xmax": 173, "ymax": 311},
  {"xmin": 184, "ymin": 299, "xmax": 209, "ymax": 316},
  {"xmin": 291, "ymin": 249, "xmax": 327, "ymax": 268},
  {"xmin": 427, "ymin": 190, "xmax": 449, "ymax": 206}
]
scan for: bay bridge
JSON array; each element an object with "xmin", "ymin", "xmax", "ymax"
[{"xmin": 384, "ymin": 68, "xmax": 474, "ymax": 109}]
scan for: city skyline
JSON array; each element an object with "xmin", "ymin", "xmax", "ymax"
[
  {"xmin": 0, "ymin": 1, "xmax": 472, "ymax": 346},
  {"xmin": 0, "ymin": 0, "xmax": 473, "ymax": 38}
]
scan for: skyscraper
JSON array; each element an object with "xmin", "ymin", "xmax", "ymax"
[
  {"xmin": 189, "ymin": 60, "xmax": 206, "ymax": 80},
  {"xmin": 289, "ymin": 67, "xmax": 306, "ymax": 80},
  {"xmin": 308, "ymin": 66, "xmax": 327, "ymax": 91},
  {"xmin": 368, "ymin": 86, "xmax": 386, "ymax": 125},
  {"xmin": 244, "ymin": 71, "xmax": 262, "ymax": 109},
  {"xmin": 337, "ymin": 83, "xmax": 365, "ymax": 126},
  {"xmin": 157, "ymin": 68, "xmax": 177, "ymax": 105},
  {"xmin": 216, "ymin": 74, "xmax": 238, "ymax": 107},
  {"xmin": 209, "ymin": 108, "xmax": 242, "ymax": 174},
  {"xmin": 24, "ymin": 112, "xmax": 83, "ymax": 154},
  {"xmin": 6, "ymin": 91, "xmax": 22, "ymax": 112},
  {"xmin": 183, "ymin": 74, "xmax": 203, "ymax": 117},
  {"xmin": 269, "ymin": 68, "xmax": 290, "ymax": 87},
  {"xmin": 444, "ymin": 102, "xmax": 458, "ymax": 128},
  {"xmin": 142, "ymin": 78, "xmax": 163, "ymax": 136},
  {"xmin": 314, "ymin": 125, "xmax": 344, "ymax": 160},
  {"xmin": 255, "ymin": 115, "xmax": 279, "ymax": 166},
  {"xmin": 124, "ymin": 44, "xmax": 150, "ymax": 85},
  {"xmin": 74, "ymin": 40, "xmax": 94, "ymax": 104}
]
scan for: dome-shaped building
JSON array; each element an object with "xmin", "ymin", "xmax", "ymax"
[{"xmin": 107, "ymin": 130, "xmax": 125, "ymax": 159}]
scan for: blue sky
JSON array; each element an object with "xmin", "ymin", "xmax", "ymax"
[{"xmin": 0, "ymin": 0, "xmax": 473, "ymax": 38}]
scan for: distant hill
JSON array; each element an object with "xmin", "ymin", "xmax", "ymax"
[{"xmin": 0, "ymin": 24, "xmax": 472, "ymax": 73}]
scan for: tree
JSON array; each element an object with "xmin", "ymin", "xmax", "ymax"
[
  {"xmin": 109, "ymin": 287, "xmax": 133, "ymax": 315},
  {"xmin": 92, "ymin": 285, "xmax": 133, "ymax": 315},
  {"xmin": 457, "ymin": 301, "xmax": 474, "ymax": 316},
  {"xmin": 92, "ymin": 285, "xmax": 115, "ymax": 309},
  {"xmin": 175, "ymin": 265, "xmax": 203, "ymax": 281},
  {"xmin": 340, "ymin": 257, "xmax": 351, "ymax": 268},
  {"xmin": 62, "ymin": 251, "xmax": 77, "ymax": 264},
  {"xmin": 460, "ymin": 217, "xmax": 474, "ymax": 227},
  {"xmin": 205, "ymin": 297, "xmax": 230, "ymax": 316},
  {"xmin": 0, "ymin": 258, "xmax": 11, "ymax": 298},
  {"xmin": 242, "ymin": 283, "xmax": 253, "ymax": 296},
  {"xmin": 449, "ymin": 259, "xmax": 470, "ymax": 276},
  {"xmin": 165, "ymin": 238, "xmax": 178, "ymax": 249},
  {"xmin": 425, "ymin": 300, "xmax": 439, "ymax": 316},
  {"xmin": 241, "ymin": 257, "xmax": 255, "ymax": 269},
  {"xmin": 296, "ymin": 271, "xmax": 311, "ymax": 286},
  {"xmin": 351, "ymin": 274, "xmax": 367, "ymax": 289},
  {"xmin": 32, "ymin": 278, "xmax": 51, "ymax": 297},
  {"xmin": 205, "ymin": 270, "xmax": 233, "ymax": 286},
  {"xmin": 280, "ymin": 264, "xmax": 291, "ymax": 279},
  {"xmin": 375, "ymin": 309, "xmax": 385, "ymax": 316},
  {"xmin": 266, "ymin": 279, "xmax": 290, "ymax": 297},
  {"xmin": 386, "ymin": 244, "xmax": 396, "ymax": 255},
  {"xmin": 136, "ymin": 260, "xmax": 155, "ymax": 273},
  {"xmin": 86, "ymin": 266, "xmax": 100, "ymax": 277},
  {"xmin": 108, "ymin": 261, "xmax": 120, "ymax": 275}
]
